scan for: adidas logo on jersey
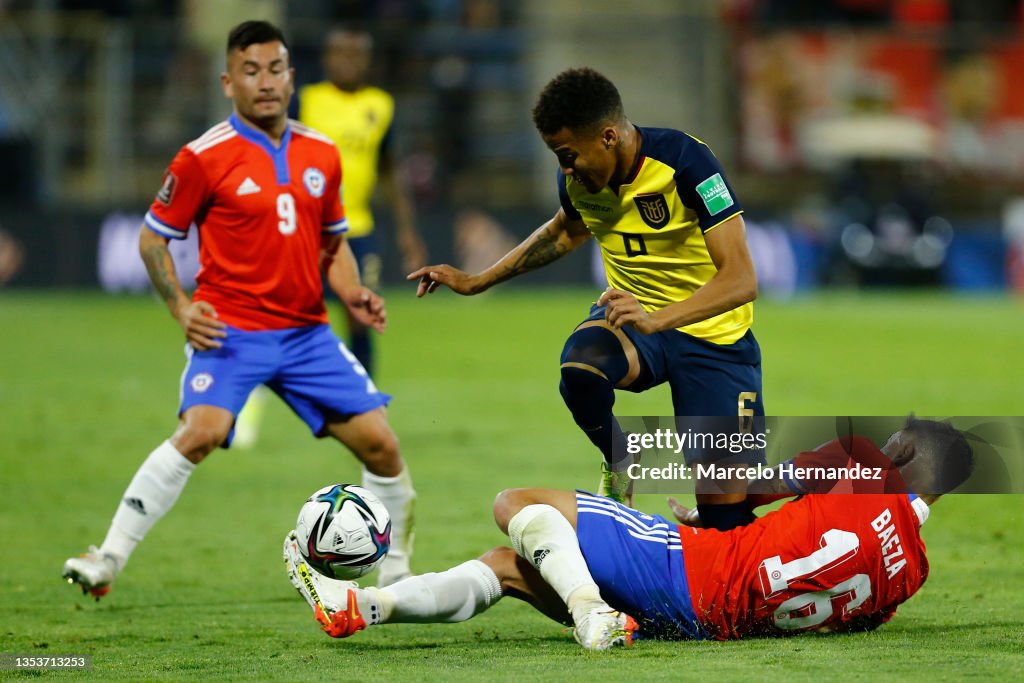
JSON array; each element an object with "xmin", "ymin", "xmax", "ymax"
[{"xmin": 236, "ymin": 177, "xmax": 261, "ymax": 196}]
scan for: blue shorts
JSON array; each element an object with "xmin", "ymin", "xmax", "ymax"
[
  {"xmin": 180, "ymin": 324, "xmax": 390, "ymax": 446},
  {"xmin": 578, "ymin": 304, "xmax": 765, "ymax": 466},
  {"xmin": 575, "ymin": 492, "xmax": 707, "ymax": 640},
  {"xmin": 580, "ymin": 303, "xmax": 764, "ymax": 417}
]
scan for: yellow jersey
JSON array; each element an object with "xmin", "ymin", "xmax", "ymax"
[
  {"xmin": 298, "ymin": 82, "xmax": 395, "ymax": 238},
  {"xmin": 559, "ymin": 127, "xmax": 752, "ymax": 344}
]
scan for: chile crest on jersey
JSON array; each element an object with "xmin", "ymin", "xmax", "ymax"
[{"xmin": 303, "ymin": 167, "xmax": 326, "ymax": 198}]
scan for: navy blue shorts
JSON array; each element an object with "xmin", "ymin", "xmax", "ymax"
[
  {"xmin": 180, "ymin": 324, "xmax": 390, "ymax": 446},
  {"xmin": 575, "ymin": 492, "xmax": 707, "ymax": 640},
  {"xmin": 578, "ymin": 303, "xmax": 764, "ymax": 419}
]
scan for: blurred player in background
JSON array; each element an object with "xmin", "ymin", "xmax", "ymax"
[
  {"xmin": 284, "ymin": 419, "xmax": 972, "ymax": 649},
  {"xmin": 302, "ymin": 26, "xmax": 425, "ymax": 372},
  {"xmin": 234, "ymin": 26, "xmax": 425, "ymax": 448},
  {"xmin": 62, "ymin": 20, "xmax": 416, "ymax": 600},
  {"xmin": 409, "ymin": 68, "xmax": 763, "ymax": 529}
]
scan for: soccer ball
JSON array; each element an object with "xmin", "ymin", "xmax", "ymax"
[{"xmin": 294, "ymin": 484, "xmax": 391, "ymax": 580}]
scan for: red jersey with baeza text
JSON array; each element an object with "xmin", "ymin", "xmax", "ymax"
[
  {"xmin": 144, "ymin": 114, "xmax": 348, "ymax": 330},
  {"xmin": 682, "ymin": 492, "xmax": 930, "ymax": 639}
]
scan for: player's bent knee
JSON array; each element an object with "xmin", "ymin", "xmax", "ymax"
[
  {"xmin": 493, "ymin": 488, "xmax": 534, "ymax": 533},
  {"xmin": 560, "ymin": 323, "xmax": 636, "ymax": 388},
  {"xmin": 171, "ymin": 425, "xmax": 227, "ymax": 463},
  {"xmin": 172, "ymin": 406, "xmax": 233, "ymax": 462},
  {"xmin": 356, "ymin": 430, "xmax": 402, "ymax": 475},
  {"xmin": 477, "ymin": 546, "xmax": 519, "ymax": 587}
]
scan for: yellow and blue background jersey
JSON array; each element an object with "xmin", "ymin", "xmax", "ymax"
[
  {"xmin": 298, "ymin": 82, "xmax": 395, "ymax": 238},
  {"xmin": 558, "ymin": 127, "xmax": 751, "ymax": 344}
]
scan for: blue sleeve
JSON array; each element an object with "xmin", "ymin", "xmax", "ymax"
[
  {"xmin": 675, "ymin": 141, "xmax": 743, "ymax": 232},
  {"xmin": 556, "ymin": 169, "xmax": 582, "ymax": 220},
  {"xmin": 781, "ymin": 458, "xmax": 810, "ymax": 495}
]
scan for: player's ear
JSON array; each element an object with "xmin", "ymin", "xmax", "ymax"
[
  {"xmin": 221, "ymin": 71, "xmax": 233, "ymax": 98},
  {"xmin": 890, "ymin": 436, "xmax": 915, "ymax": 467},
  {"xmin": 601, "ymin": 127, "xmax": 616, "ymax": 150}
]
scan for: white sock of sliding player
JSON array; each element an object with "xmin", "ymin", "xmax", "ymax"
[
  {"xmin": 371, "ymin": 560, "xmax": 502, "ymax": 623},
  {"xmin": 506, "ymin": 503, "xmax": 604, "ymax": 619}
]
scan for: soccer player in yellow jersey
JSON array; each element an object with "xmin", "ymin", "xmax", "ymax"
[
  {"xmin": 300, "ymin": 27, "xmax": 426, "ymax": 375},
  {"xmin": 410, "ymin": 68, "xmax": 763, "ymax": 531}
]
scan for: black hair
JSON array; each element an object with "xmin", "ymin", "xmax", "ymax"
[
  {"xmin": 904, "ymin": 417, "xmax": 974, "ymax": 493},
  {"xmin": 226, "ymin": 20, "xmax": 289, "ymax": 54},
  {"xmin": 325, "ymin": 25, "xmax": 373, "ymax": 49},
  {"xmin": 531, "ymin": 67, "xmax": 624, "ymax": 136}
]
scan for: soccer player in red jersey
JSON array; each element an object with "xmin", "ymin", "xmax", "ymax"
[
  {"xmin": 63, "ymin": 21, "xmax": 416, "ymax": 599},
  {"xmin": 283, "ymin": 418, "xmax": 972, "ymax": 649}
]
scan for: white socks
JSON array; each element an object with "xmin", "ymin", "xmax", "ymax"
[
  {"xmin": 362, "ymin": 467, "xmax": 416, "ymax": 585},
  {"xmin": 99, "ymin": 440, "xmax": 195, "ymax": 565},
  {"xmin": 507, "ymin": 504, "xmax": 604, "ymax": 619},
  {"xmin": 372, "ymin": 559, "xmax": 502, "ymax": 624}
]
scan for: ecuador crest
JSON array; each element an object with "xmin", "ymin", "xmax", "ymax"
[{"xmin": 633, "ymin": 193, "xmax": 670, "ymax": 229}]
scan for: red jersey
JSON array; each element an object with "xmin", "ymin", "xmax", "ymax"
[
  {"xmin": 782, "ymin": 436, "xmax": 908, "ymax": 496},
  {"xmin": 683, "ymin": 493, "xmax": 930, "ymax": 640},
  {"xmin": 144, "ymin": 114, "xmax": 348, "ymax": 330}
]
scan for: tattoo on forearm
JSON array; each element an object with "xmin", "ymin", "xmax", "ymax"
[
  {"xmin": 140, "ymin": 245, "xmax": 181, "ymax": 308},
  {"xmin": 507, "ymin": 228, "xmax": 568, "ymax": 275}
]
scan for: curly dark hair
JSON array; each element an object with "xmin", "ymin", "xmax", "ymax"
[
  {"xmin": 532, "ymin": 67, "xmax": 624, "ymax": 136},
  {"xmin": 227, "ymin": 20, "xmax": 288, "ymax": 55},
  {"xmin": 903, "ymin": 417, "xmax": 974, "ymax": 493}
]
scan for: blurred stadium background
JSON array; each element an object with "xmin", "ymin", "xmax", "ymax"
[
  {"xmin": 3, "ymin": 3, "xmax": 1024, "ymax": 678},
  {"xmin": 2, "ymin": 0, "xmax": 1024, "ymax": 294}
]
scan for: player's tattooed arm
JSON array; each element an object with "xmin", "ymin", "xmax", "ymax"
[
  {"xmin": 139, "ymin": 227, "xmax": 188, "ymax": 311},
  {"xmin": 138, "ymin": 224, "xmax": 226, "ymax": 350},
  {"xmin": 408, "ymin": 208, "xmax": 590, "ymax": 297},
  {"xmin": 500, "ymin": 214, "xmax": 589, "ymax": 279}
]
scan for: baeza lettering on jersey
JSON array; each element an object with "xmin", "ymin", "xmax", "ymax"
[{"xmin": 871, "ymin": 508, "xmax": 907, "ymax": 580}]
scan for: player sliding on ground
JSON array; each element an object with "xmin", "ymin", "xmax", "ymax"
[{"xmin": 283, "ymin": 418, "xmax": 972, "ymax": 650}]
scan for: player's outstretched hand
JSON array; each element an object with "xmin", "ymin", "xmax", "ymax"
[
  {"xmin": 176, "ymin": 300, "xmax": 227, "ymax": 351},
  {"xmin": 343, "ymin": 287, "xmax": 387, "ymax": 333},
  {"xmin": 667, "ymin": 497, "xmax": 702, "ymax": 527},
  {"xmin": 406, "ymin": 264, "xmax": 480, "ymax": 297},
  {"xmin": 598, "ymin": 288, "xmax": 661, "ymax": 334}
]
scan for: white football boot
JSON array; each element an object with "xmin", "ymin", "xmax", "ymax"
[
  {"xmin": 572, "ymin": 602, "xmax": 639, "ymax": 651},
  {"xmin": 62, "ymin": 546, "xmax": 120, "ymax": 601},
  {"xmin": 283, "ymin": 531, "xmax": 382, "ymax": 638}
]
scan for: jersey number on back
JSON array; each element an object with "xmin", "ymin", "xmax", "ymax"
[
  {"xmin": 277, "ymin": 193, "xmax": 296, "ymax": 235},
  {"xmin": 758, "ymin": 528, "xmax": 871, "ymax": 630}
]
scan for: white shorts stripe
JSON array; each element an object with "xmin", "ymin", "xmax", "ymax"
[
  {"xmin": 577, "ymin": 501, "xmax": 681, "ymax": 542},
  {"xmin": 581, "ymin": 507, "xmax": 684, "ymax": 548},
  {"xmin": 178, "ymin": 343, "xmax": 194, "ymax": 406}
]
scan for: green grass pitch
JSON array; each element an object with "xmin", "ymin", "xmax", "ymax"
[{"xmin": 1, "ymin": 289, "xmax": 1022, "ymax": 681}]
